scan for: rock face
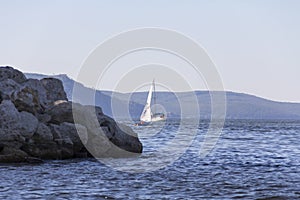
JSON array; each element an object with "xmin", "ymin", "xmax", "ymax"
[
  {"xmin": 0, "ymin": 66, "xmax": 142, "ymax": 163},
  {"xmin": 0, "ymin": 66, "xmax": 27, "ymax": 83}
]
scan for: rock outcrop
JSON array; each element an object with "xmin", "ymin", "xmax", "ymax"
[{"xmin": 0, "ymin": 66, "xmax": 142, "ymax": 163}]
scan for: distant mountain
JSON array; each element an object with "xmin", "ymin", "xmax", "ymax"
[
  {"xmin": 25, "ymin": 73, "xmax": 143, "ymax": 117},
  {"xmin": 25, "ymin": 73, "xmax": 300, "ymax": 120}
]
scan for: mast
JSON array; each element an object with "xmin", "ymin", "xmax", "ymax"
[{"xmin": 153, "ymin": 79, "xmax": 156, "ymax": 114}]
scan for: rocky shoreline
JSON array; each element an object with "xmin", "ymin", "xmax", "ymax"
[{"xmin": 0, "ymin": 66, "xmax": 142, "ymax": 163}]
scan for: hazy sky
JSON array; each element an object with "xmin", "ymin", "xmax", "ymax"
[{"xmin": 1, "ymin": 0, "xmax": 300, "ymax": 102}]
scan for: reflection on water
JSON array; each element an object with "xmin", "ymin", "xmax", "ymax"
[{"xmin": 0, "ymin": 120, "xmax": 300, "ymax": 199}]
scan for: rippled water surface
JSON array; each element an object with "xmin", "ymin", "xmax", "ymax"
[{"xmin": 1, "ymin": 120, "xmax": 300, "ymax": 199}]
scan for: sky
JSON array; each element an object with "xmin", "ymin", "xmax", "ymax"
[{"xmin": 1, "ymin": 0, "xmax": 300, "ymax": 102}]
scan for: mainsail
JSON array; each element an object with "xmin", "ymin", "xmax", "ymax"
[
  {"xmin": 140, "ymin": 82, "xmax": 153, "ymax": 122},
  {"xmin": 138, "ymin": 79, "xmax": 165, "ymax": 125}
]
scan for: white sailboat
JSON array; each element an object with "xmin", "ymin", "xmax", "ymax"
[{"xmin": 138, "ymin": 79, "xmax": 165, "ymax": 125}]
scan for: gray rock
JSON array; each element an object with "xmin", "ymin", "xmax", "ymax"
[
  {"xmin": 0, "ymin": 66, "xmax": 143, "ymax": 162},
  {"xmin": 49, "ymin": 124, "xmax": 64, "ymax": 144},
  {"xmin": 0, "ymin": 130, "xmax": 25, "ymax": 149},
  {"xmin": 41, "ymin": 78, "xmax": 68, "ymax": 103},
  {"xmin": 0, "ymin": 101, "xmax": 27, "ymax": 149},
  {"xmin": 85, "ymin": 105, "xmax": 103, "ymax": 117},
  {"xmin": 23, "ymin": 78, "xmax": 49, "ymax": 109},
  {"xmin": 0, "ymin": 79, "xmax": 20, "ymax": 100},
  {"xmin": 0, "ymin": 147, "xmax": 28, "ymax": 163},
  {"xmin": 11, "ymin": 85, "xmax": 42, "ymax": 114},
  {"xmin": 75, "ymin": 123, "xmax": 88, "ymax": 145},
  {"xmin": 72, "ymin": 102, "xmax": 143, "ymax": 156},
  {"xmin": 35, "ymin": 113, "xmax": 51, "ymax": 123},
  {"xmin": 114, "ymin": 123, "xmax": 143, "ymax": 154},
  {"xmin": 0, "ymin": 100, "xmax": 38, "ymax": 139},
  {"xmin": 46, "ymin": 101, "xmax": 74, "ymax": 124},
  {"xmin": 0, "ymin": 100, "xmax": 20, "ymax": 130},
  {"xmin": 63, "ymin": 102, "xmax": 127, "ymax": 157},
  {"xmin": 32, "ymin": 123, "xmax": 53, "ymax": 142},
  {"xmin": 60, "ymin": 122, "xmax": 87, "ymax": 152},
  {"xmin": 48, "ymin": 122, "xmax": 88, "ymax": 158},
  {"xmin": 18, "ymin": 111, "xmax": 39, "ymax": 138},
  {"xmin": 20, "ymin": 141, "xmax": 61, "ymax": 160},
  {"xmin": 49, "ymin": 124, "xmax": 74, "ymax": 159},
  {"xmin": 0, "ymin": 66, "xmax": 27, "ymax": 83}
]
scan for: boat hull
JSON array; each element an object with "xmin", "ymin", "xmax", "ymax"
[{"xmin": 151, "ymin": 113, "xmax": 166, "ymax": 122}]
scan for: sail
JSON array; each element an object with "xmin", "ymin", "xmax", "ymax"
[{"xmin": 140, "ymin": 82, "xmax": 153, "ymax": 122}]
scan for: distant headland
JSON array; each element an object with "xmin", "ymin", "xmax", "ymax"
[{"xmin": 26, "ymin": 72, "xmax": 300, "ymax": 120}]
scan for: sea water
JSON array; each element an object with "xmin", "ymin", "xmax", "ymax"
[{"xmin": 0, "ymin": 120, "xmax": 299, "ymax": 199}]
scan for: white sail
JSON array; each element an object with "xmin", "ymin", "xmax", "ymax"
[
  {"xmin": 140, "ymin": 83, "xmax": 153, "ymax": 122},
  {"xmin": 137, "ymin": 79, "xmax": 166, "ymax": 125}
]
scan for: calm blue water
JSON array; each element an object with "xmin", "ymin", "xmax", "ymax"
[{"xmin": 0, "ymin": 120, "xmax": 300, "ymax": 199}]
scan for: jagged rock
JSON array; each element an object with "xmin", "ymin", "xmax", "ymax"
[
  {"xmin": 12, "ymin": 85, "xmax": 42, "ymax": 114},
  {"xmin": 113, "ymin": 123, "xmax": 143, "ymax": 153},
  {"xmin": 33, "ymin": 123, "xmax": 53, "ymax": 142},
  {"xmin": 19, "ymin": 111, "xmax": 39, "ymax": 138},
  {"xmin": 49, "ymin": 122, "xmax": 87, "ymax": 156},
  {"xmin": 75, "ymin": 123, "xmax": 89, "ymax": 145},
  {"xmin": 0, "ymin": 130, "xmax": 25, "ymax": 149},
  {"xmin": 20, "ymin": 141, "xmax": 61, "ymax": 160},
  {"xmin": 0, "ymin": 66, "xmax": 143, "ymax": 162},
  {"xmin": 49, "ymin": 123, "xmax": 75, "ymax": 159},
  {"xmin": 46, "ymin": 101, "xmax": 74, "ymax": 124},
  {"xmin": 0, "ymin": 100, "xmax": 20, "ymax": 130},
  {"xmin": 35, "ymin": 113, "xmax": 51, "ymax": 123},
  {"xmin": 11, "ymin": 78, "xmax": 63, "ymax": 114},
  {"xmin": 0, "ymin": 66, "xmax": 27, "ymax": 83},
  {"xmin": 0, "ymin": 100, "xmax": 38, "ymax": 139},
  {"xmin": 94, "ymin": 113, "xmax": 142, "ymax": 154},
  {"xmin": 85, "ymin": 105, "xmax": 103, "ymax": 117},
  {"xmin": 23, "ymin": 123, "xmax": 63, "ymax": 159},
  {"xmin": 60, "ymin": 122, "xmax": 87, "ymax": 152},
  {"xmin": 47, "ymin": 101, "xmax": 143, "ymax": 155},
  {"xmin": 23, "ymin": 78, "xmax": 49, "ymax": 109},
  {"xmin": 0, "ymin": 147, "xmax": 28, "ymax": 163},
  {"xmin": 41, "ymin": 78, "xmax": 67, "ymax": 104},
  {"xmin": 0, "ymin": 79, "xmax": 20, "ymax": 100}
]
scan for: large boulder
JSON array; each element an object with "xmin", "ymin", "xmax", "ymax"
[
  {"xmin": 0, "ymin": 130, "xmax": 25, "ymax": 149},
  {"xmin": 48, "ymin": 122, "xmax": 88, "ymax": 158},
  {"xmin": 0, "ymin": 101, "xmax": 27, "ymax": 150},
  {"xmin": 18, "ymin": 111, "xmax": 39, "ymax": 138},
  {"xmin": 113, "ymin": 123, "xmax": 143, "ymax": 153},
  {"xmin": 0, "ymin": 66, "xmax": 27, "ymax": 83},
  {"xmin": 33, "ymin": 123, "xmax": 53, "ymax": 142},
  {"xmin": 0, "ymin": 147, "xmax": 28, "ymax": 163},
  {"xmin": 41, "ymin": 78, "xmax": 67, "ymax": 103},
  {"xmin": 46, "ymin": 101, "xmax": 143, "ymax": 156},
  {"xmin": 12, "ymin": 85, "xmax": 42, "ymax": 114},
  {"xmin": 0, "ymin": 100, "xmax": 21, "ymax": 130},
  {"xmin": 23, "ymin": 78, "xmax": 49, "ymax": 109},
  {"xmin": 20, "ymin": 140, "xmax": 61, "ymax": 160},
  {"xmin": 73, "ymin": 103, "xmax": 143, "ymax": 156},
  {"xmin": 46, "ymin": 101, "xmax": 74, "ymax": 124},
  {"xmin": 0, "ymin": 79, "xmax": 20, "ymax": 100},
  {"xmin": 9, "ymin": 77, "xmax": 69, "ymax": 115},
  {"xmin": 0, "ymin": 100, "xmax": 38, "ymax": 139}
]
